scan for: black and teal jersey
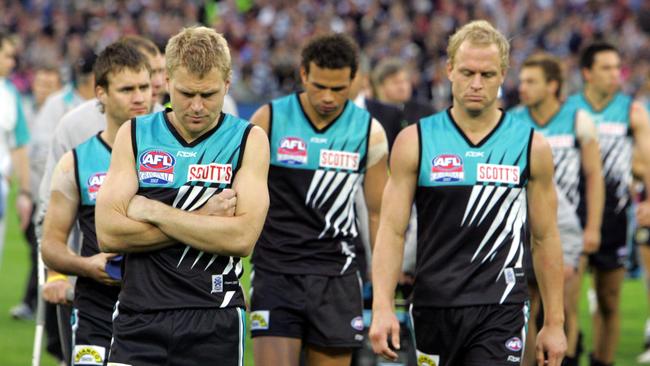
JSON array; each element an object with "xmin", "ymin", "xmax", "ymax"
[
  {"xmin": 252, "ymin": 93, "xmax": 371, "ymax": 276},
  {"xmin": 566, "ymin": 92, "xmax": 632, "ymax": 215},
  {"xmin": 72, "ymin": 133, "xmax": 120, "ymax": 313},
  {"xmin": 509, "ymin": 103, "xmax": 581, "ymax": 211},
  {"xmin": 119, "ymin": 109, "xmax": 253, "ymax": 312},
  {"xmin": 414, "ymin": 109, "xmax": 533, "ymax": 307}
]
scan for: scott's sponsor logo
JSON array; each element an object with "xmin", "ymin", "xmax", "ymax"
[
  {"xmin": 278, "ymin": 137, "xmax": 307, "ymax": 165},
  {"xmin": 187, "ymin": 163, "xmax": 232, "ymax": 184},
  {"xmin": 546, "ymin": 135, "xmax": 575, "ymax": 148},
  {"xmin": 477, "ymin": 163, "xmax": 520, "ymax": 185},
  {"xmin": 87, "ymin": 172, "xmax": 106, "ymax": 201},
  {"xmin": 319, "ymin": 149, "xmax": 360, "ymax": 171},
  {"xmin": 598, "ymin": 122, "xmax": 626, "ymax": 136}
]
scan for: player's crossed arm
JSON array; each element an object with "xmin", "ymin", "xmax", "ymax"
[
  {"xmin": 369, "ymin": 125, "xmax": 418, "ymax": 361},
  {"xmin": 42, "ymin": 152, "xmax": 119, "ymax": 286},
  {"xmin": 96, "ymin": 121, "xmax": 178, "ymax": 253},
  {"xmin": 527, "ymin": 132, "xmax": 567, "ymax": 366},
  {"xmin": 126, "ymin": 126, "xmax": 270, "ymax": 257}
]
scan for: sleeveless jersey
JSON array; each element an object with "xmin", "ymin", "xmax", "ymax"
[
  {"xmin": 509, "ymin": 104, "xmax": 581, "ymax": 211},
  {"xmin": 566, "ymin": 92, "xmax": 632, "ymax": 215},
  {"xmin": 119, "ymin": 109, "xmax": 252, "ymax": 312},
  {"xmin": 72, "ymin": 133, "xmax": 120, "ymax": 313},
  {"xmin": 414, "ymin": 109, "xmax": 532, "ymax": 307},
  {"xmin": 252, "ymin": 93, "xmax": 371, "ymax": 276}
]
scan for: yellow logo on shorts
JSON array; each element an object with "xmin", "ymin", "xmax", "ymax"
[
  {"xmin": 73, "ymin": 345, "xmax": 105, "ymax": 365},
  {"xmin": 250, "ymin": 310, "xmax": 269, "ymax": 330},
  {"xmin": 416, "ymin": 350, "xmax": 440, "ymax": 366}
]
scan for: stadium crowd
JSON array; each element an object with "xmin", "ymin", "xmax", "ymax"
[{"xmin": 2, "ymin": 0, "xmax": 650, "ymax": 108}]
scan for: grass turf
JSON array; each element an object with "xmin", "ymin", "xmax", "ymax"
[{"xmin": 0, "ymin": 194, "xmax": 647, "ymax": 365}]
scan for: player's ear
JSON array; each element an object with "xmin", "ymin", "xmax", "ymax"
[
  {"xmin": 446, "ymin": 60, "xmax": 453, "ymax": 82},
  {"xmin": 300, "ymin": 66, "xmax": 308, "ymax": 85},
  {"xmin": 95, "ymin": 84, "xmax": 107, "ymax": 104}
]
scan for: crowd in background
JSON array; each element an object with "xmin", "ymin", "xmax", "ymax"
[{"xmin": 1, "ymin": 0, "xmax": 650, "ymax": 111}]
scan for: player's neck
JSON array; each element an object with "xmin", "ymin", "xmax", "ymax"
[
  {"xmin": 100, "ymin": 120, "xmax": 119, "ymax": 148},
  {"xmin": 583, "ymin": 85, "xmax": 615, "ymax": 111},
  {"xmin": 529, "ymin": 97, "xmax": 560, "ymax": 126},
  {"xmin": 299, "ymin": 92, "xmax": 343, "ymax": 129},
  {"xmin": 450, "ymin": 104, "xmax": 502, "ymax": 144}
]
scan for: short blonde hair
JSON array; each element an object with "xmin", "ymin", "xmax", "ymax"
[
  {"xmin": 165, "ymin": 26, "xmax": 231, "ymax": 79},
  {"xmin": 447, "ymin": 20, "xmax": 510, "ymax": 71}
]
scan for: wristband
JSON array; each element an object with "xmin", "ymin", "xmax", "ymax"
[{"xmin": 46, "ymin": 274, "xmax": 68, "ymax": 283}]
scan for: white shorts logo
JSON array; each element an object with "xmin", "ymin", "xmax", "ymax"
[
  {"xmin": 319, "ymin": 149, "xmax": 360, "ymax": 171},
  {"xmin": 187, "ymin": 163, "xmax": 232, "ymax": 184},
  {"xmin": 250, "ymin": 310, "xmax": 270, "ymax": 330},
  {"xmin": 477, "ymin": 163, "xmax": 520, "ymax": 185},
  {"xmin": 211, "ymin": 274, "xmax": 223, "ymax": 293},
  {"xmin": 416, "ymin": 350, "xmax": 440, "ymax": 366},
  {"xmin": 73, "ymin": 345, "xmax": 105, "ymax": 366}
]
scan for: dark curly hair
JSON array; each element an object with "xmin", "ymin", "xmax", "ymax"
[{"xmin": 301, "ymin": 33, "xmax": 359, "ymax": 80}]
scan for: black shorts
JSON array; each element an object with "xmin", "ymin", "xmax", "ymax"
[
  {"xmin": 108, "ymin": 304, "xmax": 245, "ymax": 366},
  {"xmin": 250, "ymin": 268, "xmax": 364, "ymax": 348},
  {"xmin": 411, "ymin": 303, "xmax": 528, "ymax": 366},
  {"xmin": 71, "ymin": 307, "xmax": 113, "ymax": 366},
  {"xmin": 589, "ymin": 208, "xmax": 629, "ymax": 271}
]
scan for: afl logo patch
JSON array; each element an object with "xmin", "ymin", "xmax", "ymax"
[
  {"xmin": 430, "ymin": 154, "xmax": 464, "ymax": 182},
  {"xmin": 278, "ymin": 137, "xmax": 307, "ymax": 165},
  {"xmin": 139, "ymin": 150, "xmax": 175, "ymax": 185},
  {"xmin": 87, "ymin": 172, "xmax": 106, "ymax": 201},
  {"xmin": 505, "ymin": 337, "xmax": 523, "ymax": 352}
]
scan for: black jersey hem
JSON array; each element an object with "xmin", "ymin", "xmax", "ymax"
[
  {"xmin": 446, "ymin": 107, "xmax": 506, "ymax": 148},
  {"xmin": 267, "ymin": 102, "xmax": 273, "ymax": 142},
  {"xmin": 234, "ymin": 123, "xmax": 254, "ymax": 176},
  {"xmin": 130, "ymin": 117, "xmax": 138, "ymax": 162},
  {"xmin": 416, "ymin": 121, "xmax": 422, "ymax": 181},
  {"xmin": 96, "ymin": 131, "xmax": 112, "ymax": 153},
  {"xmin": 363, "ymin": 115, "xmax": 372, "ymax": 171},
  {"xmin": 524, "ymin": 127, "xmax": 534, "ymax": 184},
  {"xmin": 163, "ymin": 108, "xmax": 225, "ymax": 147},
  {"xmin": 572, "ymin": 109, "xmax": 581, "ymax": 149},
  {"xmin": 72, "ymin": 148, "xmax": 82, "ymax": 202}
]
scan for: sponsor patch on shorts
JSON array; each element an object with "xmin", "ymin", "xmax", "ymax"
[
  {"xmin": 350, "ymin": 316, "xmax": 364, "ymax": 331},
  {"xmin": 416, "ymin": 350, "xmax": 440, "ymax": 366},
  {"xmin": 250, "ymin": 310, "xmax": 270, "ymax": 330},
  {"xmin": 73, "ymin": 345, "xmax": 105, "ymax": 366},
  {"xmin": 211, "ymin": 274, "xmax": 223, "ymax": 293},
  {"xmin": 505, "ymin": 336, "xmax": 523, "ymax": 352}
]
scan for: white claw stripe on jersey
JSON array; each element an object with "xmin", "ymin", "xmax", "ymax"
[
  {"xmin": 552, "ymin": 149, "xmax": 581, "ymax": 209},
  {"xmin": 305, "ymin": 170, "xmax": 363, "ymax": 239},
  {"xmin": 600, "ymin": 136, "xmax": 632, "ymax": 212},
  {"xmin": 462, "ymin": 185, "xmax": 527, "ymax": 304},
  {"xmin": 172, "ymin": 184, "xmax": 241, "ymax": 308}
]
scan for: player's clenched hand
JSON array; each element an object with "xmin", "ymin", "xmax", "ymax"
[
  {"xmin": 637, "ymin": 201, "xmax": 650, "ymax": 227},
  {"xmin": 582, "ymin": 227, "xmax": 600, "ymax": 254},
  {"xmin": 195, "ymin": 188, "xmax": 237, "ymax": 217},
  {"xmin": 83, "ymin": 253, "xmax": 120, "ymax": 286},
  {"xmin": 43, "ymin": 279, "xmax": 72, "ymax": 304},
  {"xmin": 536, "ymin": 324, "xmax": 566, "ymax": 366},
  {"xmin": 369, "ymin": 308, "xmax": 401, "ymax": 361}
]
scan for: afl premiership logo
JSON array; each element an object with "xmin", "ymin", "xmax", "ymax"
[
  {"xmin": 430, "ymin": 154, "xmax": 464, "ymax": 182},
  {"xmin": 87, "ymin": 172, "xmax": 106, "ymax": 201},
  {"xmin": 139, "ymin": 150, "xmax": 176, "ymax": 185},
  {"xmin": 278, "ymin": 137, "xmax": 308, "ymax": 165}
]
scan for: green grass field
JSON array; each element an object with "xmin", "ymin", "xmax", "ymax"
[{"xmin": 0, "ymin": 193, "xmax": 647, "ymax": 365}]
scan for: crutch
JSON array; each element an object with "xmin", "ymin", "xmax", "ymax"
[{"xmin": 31, "ymin": 250, "xmax": 46, "ymax": 366}]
